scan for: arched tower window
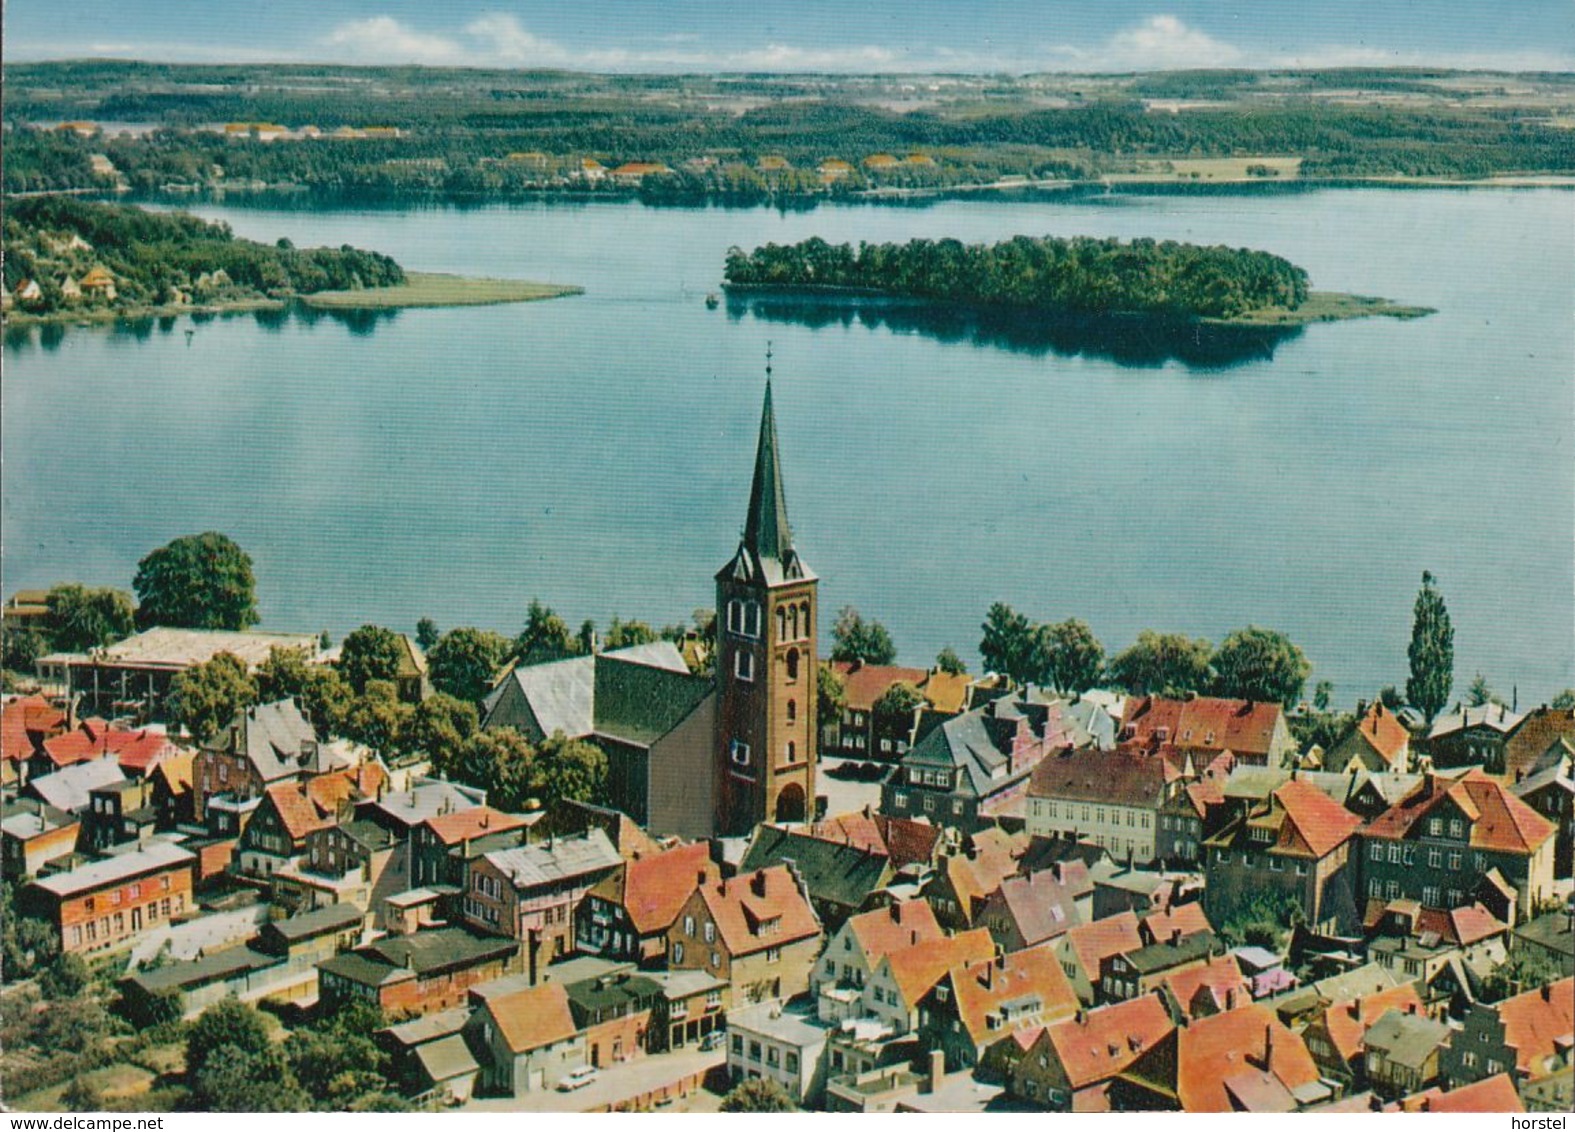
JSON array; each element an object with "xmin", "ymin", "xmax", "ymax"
[
  {"xmin": 786, "ymin": 699, "xmax": 797, "ymax": 723},
  {"xmin": 785, "ymin": 648, "xmax": 800, "ymax": 682},
  {"xmin": 785, "ymin": 741, "xmax": 797, "ymax": 765},
  {"xmin": 777, "ymin": 607, "xmax": 787, "ymax": 642},
  {"xmin": 800, "ymin": 601, "xmax": 812, "ymax": 638}
]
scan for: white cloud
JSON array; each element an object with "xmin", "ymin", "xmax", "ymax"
[
  {"xmin": 462, "ymin": 14, "xmax": 573, "ymax": 66},
  {"xmin": 321, "ymin": 16, "xmax": 466, "ymax": 66},
  {"xmin": 1040, "ymin": 15, "xmax": 1244, "ymax": 73}
]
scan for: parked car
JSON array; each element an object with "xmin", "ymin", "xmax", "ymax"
[
  {"xmin": 699, "ymin": 1030, "xmax": 726, "ymax": 1051},
  {"xmin": 558, "ymin": 1066, "xmax": 600, "ymax": 1092}
]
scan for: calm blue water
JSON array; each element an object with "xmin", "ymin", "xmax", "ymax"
[{"xmin": 3, "ymin": 189, "xmax": 1571, "ymax": 704}]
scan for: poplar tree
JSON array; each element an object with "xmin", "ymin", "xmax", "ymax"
[{"xmin": 1406, "ymin": 571, "xmax": 1454, "ymax": 722}]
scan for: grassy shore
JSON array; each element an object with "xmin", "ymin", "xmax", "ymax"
[
  {"xmin": 299, "ymin": 271, "xmax": 582, "ymax": 309},
  {"xmin": 1208, "ymin": 291, "xmax": 1435, "ymax": 326}
]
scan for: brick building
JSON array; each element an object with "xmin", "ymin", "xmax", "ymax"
[{"xmin": 27, "ymin": 840, "xmax": 195, "ymax": 954}]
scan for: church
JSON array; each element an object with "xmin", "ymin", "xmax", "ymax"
[{"xmin": 480, "ymin": 380, "xmax": 819, "ymax": 841}]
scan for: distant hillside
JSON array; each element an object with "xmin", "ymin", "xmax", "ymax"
[{"xmin": 3, "ymin": 196, "xmax": 404, "ymax": 315}]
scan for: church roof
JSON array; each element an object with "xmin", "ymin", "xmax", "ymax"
[{"xmin": 719, "ymin": 381, "xmax": 814, "ymax": 586}]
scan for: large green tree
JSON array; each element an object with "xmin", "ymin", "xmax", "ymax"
[
  {"xmin": 336, "ymin": 624, "xmax": 405, "ymax": 695},
  {"xmin": 133, "ymin": 532, "xmax": 258, "ymax": 630},
  {"xmin": 1107, "ymin": 630, "xmax": 1214, "ymax": 697},
  {"xmin": 1037, "ymin": 618, "xmax": 1106, "ymax": 694},
  {"xmin": 1406, "ymin": 571, "xmax": 1454, "ymax": 722},
  {"xmin": 168, "ymin": 651, "xmax": 257, "ymax": 742},
  {"xmin": 817, "ymin": 662, "xmax": 847, "ymax": 735},
  {"xmin": 1211, "ymin": 626, "xmax": 1311, "ymax": 707},
  {"xmin": 830, "ymin": 605, "xmax": 896, "ymax": 666},
  {"xmin": 604, "ymin": 617, "xmax": 659, "ymax": 651},
  {"xmin": 342, "ymin": 679, "xmax": 414, "ymax": 757},
  {"xmin": 934, "ymin": 646, "xmax": 966, "ymax": 676},
  {"xmin": 720, "ymin": 1077, "xmax": 796, "ymax": 1112},
  {"xmin": 533, "ymin": 732, "xmax": 608, "ymax": 809},
  {"xmin": 439, "ymin": 728, "xmax": 536, "ymax": 812},
  {"xmin": 255, "ymin": 646, "xmax": 352, "ymax": 736},
  {"xmin": 514, "ymin": 599, "xmax": 581, "ymax": 666},
  {"xmin": 427, "ymin": 626, "xmax": 511, "ymax": 703},
  {"xmin": 403, "ymin": 692, "xmax": 479, "ymax": 764},
  {"xmin": 44, "ymin": 584, "xmax": 136, "ymax": 651},
  {"xmin": 185, "ymin": 998, "xmax": 273, "ymax": 1084},
  {"xmin": 979, "ymin": 602, "xmax": 1036, "ymax": 685}
]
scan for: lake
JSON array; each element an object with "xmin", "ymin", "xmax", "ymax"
[{"xmin": 3, "ymin": 188, "xmax": 1571, "ymax": 704}]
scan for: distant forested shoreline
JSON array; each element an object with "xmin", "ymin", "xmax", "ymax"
[{"xmin": 723, "ymin": 235, "xmax": 1312, "ymax": 321}]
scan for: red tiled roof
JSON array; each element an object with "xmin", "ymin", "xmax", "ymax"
[
  {"xmin": 1172, "ymin": 1003, "xmax": 1321, "ymax": 1113},
  {"xmin": 1320, "ymin": 983, "xmax": 1425, "ymax": 1064},
  {"xmin": 1363, "ymin": 770, "xmax": 1555, "ymax": 855},
  {"xmin": 847, "ymin": 899, "xmax": 943, "ymax": 962},
  {"xmin": 830, "ymin": 661, "xmax": 930, "ymax": 711},
  {"xmin": 265, "ymin": 779, "xmax": 336, "ymax": 843},
  {"xmin": 422, "ymin": 806, "xmax": 531, "ymax": 846},
  {"xmin": 1503, "ymin": 706, "xmax": 1575, "ymax": 782},
  {"xmin": 487, "ymin": 982, "xmax": 578, "ymax": 1053},
  {"xmin": 2, "ymin": 695, "xmax": 67, "ymax": 762},
  {"xmin": 943, "ymin": 829, "xmax": 1029, "ymax": 917},
  {"xmin": 988, "ymin": 867, "xmax": 1086, "ymax": 947},
  {"xmin": 1065, "ymin": 912, "xmax": 1142, "ymax": 983},
  {"xmin": 264, "ymin": 765, "xmax": 383, "ymax": 843},
  {"xmin": 1496, "ymin": 976, "xmax": 1575, "ymax": 1078},
  {"xmin": 809, "ymin": 811, "xmax": 941, "ymax": 871},
  {"xmin": 1141, "ymin": 902, "xmax": 1212, "ymax": 942},
  {"xmin": 1122, "ymin": 697, "xmax": 1284, "ymax": 757},
  {"xmin": 1044, "ymin": 994, "xmax": 1173, "ymax": 1087},
  {"xmin": 947, "ymin": 943, "xmax": 1079, "ymax": 1045},
  {"xmin": 1165, "ymin": 955, "xmax": 1249, "ymax": 1019},
  {"xmin": 697, "ymin": 866, "xmax": 820, "ymax": 957},
  {"xmin": 1275, "ymin": 779, "xmax": 1363, "ymax": 857},
  {"xmin": 605, "ymin": 841, "xmax": 714, "ymax": 935},
  {"xmin": 882, "ymin": 927, "xmax": 995, "ymax": 1008},
  {"xmin": 1399, "ymin": 1074, "xmax": 1525, "ymax": 1113}
]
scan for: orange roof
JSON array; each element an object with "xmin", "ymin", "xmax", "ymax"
[
  {"xmin": 696, "ymin": 866, "xmax": 820, "ymax": 957},
  {"xmin": 79, "ymin": 266, "xmax": 116, "ymax": 286},
  {"xmin": 1123, "ymin": 696, "xmax": 1284, "ymax": 757},
  {"xmin": 1319, "ymin": 983, "xmax": 1425, "ymax": 1064},
  {"xmin": 1496, "ymin": 977, "xmax": 1575, "ymax": 1078},
  {"xmin": 610, "ymin": 161, "xmax": 669, "ymax": 176},
  {"xmin": 2, "ymin": 695, "xmax": 67, "ymax": 762},
  {"xmin": 264, "ymin": 765, "xmax": 386, "ymax": 842},
  {"xmin": 1043, "ymin": 994, "xmax": 1173, "ymax": 1087},
  {"xmin": 1173, "ymin": 1003, "xmax": 1321, "ymax": 1113},
  {"xmin": 1275, "ymin": 779, "xmax": 1363, "ymax": 857},
  {"xmin": 1364, "ymin": 770, "xmax": 1555, "ymax": 855},
  {"xmin": 920, "ymin": 671, "xmax": 973, "ymax": 715},
  {"xmin": 602, "ymin": 841, "xmax": 714, "ymax": 935},
  {"xmin": 1165, "ymin": 955, "xmax": 1250, "ymax": 1019},
  {"xmin": 153, "ymin": 751, "xmax": 194, "ymax": 793},
  {"xmin": 947, "ymin": 944, "xmax": 1079, "ymax": 1045},
  {"xmin": 846, "ymin": 900, "xmax": 943, "ymax": 962},
  {"xmin": 1399, "ymin": 1074, "xmax": 1525, "ymax": 1113},
  {"xmin": 1065, "ymin": 912, "xmax": 1142, "ymax": 983},
  {"xmin": 831, "ymin": 661, "xmax": 930, "ymax": 711},
  {"xmin": 1141, "ymin": 902, "xmax": 1211, "ymax": 941},
  {"xmin": 942, "ymin": 828, "xmax": 1028, "ymax": 917},
  {"xmin": 1348, "ymin": 702, "xmax": 1410, "ymax": 767},
  {"xmin": 422, "ymin": 806, "xmax": 530, "ymax": 846},
  {"xmin": 486, "ymin": 982, "xmax": 578, "ymax": 1053},
  {"xmin": 881, "ymin": 927, "xmax": 995, "ymax": 1008},
  {"xmin": 863, "ymin": 153, "xmax": 900, "ymax": 167}
]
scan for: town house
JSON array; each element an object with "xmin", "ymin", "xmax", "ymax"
[
  {"xmin": 1119, "ymin": 695, "xmax": 1295, "ymax": 768},
  {"xmin": 1026, "ymin": 747, "xmax": 1182, "ymax": 863},
  {"xmin": 810, "ymin": 899, "xmax": 943, "ymax": 1021},
  {"xmin": 26, "ymin": 840, "xmax": 195, "ymax": 954},
  {"xmin": 463, "ymin": 829, "xmax": 622, "ymax": 959},
  {"xmin": 860, "ymin": 927, "xmax": 996, "ymax": 1035},
  {"xmin": 668, "ymin": 865, "xmax": 822, "ymax": 1005},
  {"xmin": 192, "ymin": 698, "xmax": 319, "ymax": 818},
  {"xmin": 1008, "ymin": 994, "xmax": 1174, "ymax": 1111},
  {"xmin": 1325, "ymin": 701, "xmax": 1411, "ymax": 774},
  {"xmin": 916, "ymin": 943, "xmax": 1079, "ymax": 1072},
  {"xmin": 576, "ymin": 840, "xmax": 717, "ymax": 965}
]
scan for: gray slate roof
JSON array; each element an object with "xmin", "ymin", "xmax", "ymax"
[
  {"xmin": 1364, "ymin": 1008, "xmax": 1450, "ymax": 1069},
  {"xmin": 415, "ymin": 1033, "xmax": 479, "ymax": 1085},
  {"xmin": 362, "ymin": 778, "xmax": 487, "ymax": 829},
  {"xmin": 903, "ymin": 702, "xmax": 1025, "ymax": 797},
  {"xmin": 126, "ymin": 945, "xmax": 277, "ymax": 993},
  {"xmin": 32, "ymin": 840, "xmax": 195, "ymax": 897},
  {"xmin": 263, "ymin": 901, "xmax": 364, "ymax": 943},
  {"xmin": 28, "ymin": 758, "xmax": 126, "ymax": 814},
  {"xmin": 482, "ymin": 829, "xmax": 621, "ymax": 890},
  {"xmin": 482, "ymin": 641, "xmax": 689, "ymax": 739},
  {"xmin": 1, "ymin": 798, "xmax": 76, "ymax": 839},
  {"xmin": 203, "ymin": 699, "xmax": 319, "ymax": 783}
]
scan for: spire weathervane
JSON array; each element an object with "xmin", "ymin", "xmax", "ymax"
[{"xmin": 766, "ymin": 341, "xmax": 773, "ymax": 382}]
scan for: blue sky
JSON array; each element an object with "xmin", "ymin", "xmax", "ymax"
[{"xmin": 5, "ymin": 1, "xmax": 1573, "ymax": 71}]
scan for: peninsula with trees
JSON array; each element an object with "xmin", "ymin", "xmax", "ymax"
[
  {"xmin": 2, "ymin": 196, "xmax": 580, "ymax": 325},
  {"xmin": 722, "ymin": 234, "xmax": 1431, "ymax": 326}
]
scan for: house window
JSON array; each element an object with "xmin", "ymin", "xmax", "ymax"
[
  {"xmin": 1428, "ymin": 818, "xmax": 1442, "ymax": 837},
  {"xmin": 732, "ymin": 1035, "xmax": 743, "ymax": 1054},
  {"xmin": 785, "ymin": 742, "xmax": 796, "ymax": 764},
  {"xmin": 1429, "ymin": 847, "xmax": 1442, "ymax": 868},
  {"xmin": 1449, "ymin": 819, "xmax": 1464, "ymax": 838},
  {"xmin": 730, "ymin": 740, "xmax": 751, "ymax": 768},
  {"xmin": 786, "ymin": 1052, "xmax": 799, "ymax": 1074},
  {"xmin": 673, "ymin": 942, "xmax": 685, "ymax": 963},
  {"xmin": 1388, "ymin": 844, "xmax": 1402, "ymax": 864},
  {"xmin": 1448, "ymin": 851, "xmax": 1462, "ymax": 870},
  {"xmin": 1386, "ymin": 881, "xmax": 1400, "ymax": 898},
  {"xmin": 893, "ymin": 792, "xmax": 908, "ymax": 809},
  {"xmin": 1370, "ymin": 843, "xmax": 1384, "ymax": 861},
  {"xmin": 767, "ymin": 1047, "xmax": 780, "ymax": 1067},
  {"xmin": 1423, "ymin": 886, "xmax": 1441, "ymax": 906},
  {"xmin": 735, "ymin": 651, "xmax": 755, "ymax": 682},
  {"xmin": 766, "ymin": 947, "xmax": 781, "ymax": 963},
  {"xmin": 704, "ymin": 922, "xmax": 715, "ymax": 944}
]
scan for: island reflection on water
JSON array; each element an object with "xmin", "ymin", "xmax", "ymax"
[{"xmin": 725, "ymin": 291, "xmax": 1303, "ymax": 370}]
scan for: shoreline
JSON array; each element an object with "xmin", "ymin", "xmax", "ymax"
[{"xmin": 1, "ymin": 272, "xmax": 582, "ymax": 327}]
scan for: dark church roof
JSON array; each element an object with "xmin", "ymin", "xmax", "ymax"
[{"xmin": 718, "ymin": 381, "xmax": 814, "ymax": 587}]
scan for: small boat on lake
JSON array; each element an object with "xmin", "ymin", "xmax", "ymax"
[{"xmin": 705, "ymin": 292, "xmax": 720, "ymax": 309}]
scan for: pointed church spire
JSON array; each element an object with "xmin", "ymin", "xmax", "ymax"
[{"xmin": 743, "ymin": 376, "xmax": 793, "ymax": 563}]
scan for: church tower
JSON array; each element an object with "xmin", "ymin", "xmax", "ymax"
[{"xmin": 715, "ymin": 378, "xmax": 818, "ymax": 836}]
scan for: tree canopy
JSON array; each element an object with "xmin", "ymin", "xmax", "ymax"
[
  {"xmin": 132, "ymin": 531, "xmax": 258, "ymax": 631},
  {"xmin": 830, "ymin": 605, "xmax": 896, "ymax": 666},
  {"xmin": 168, "ymin": 651, "xmax": 257, "ymax": 742},
  {"xmin": 255, "ymin": 645, "xmax": 352, "ymax": 736},
  {"xmin": 336, "ymin": 624, "xmax": 406, "ymax": 695},
  {"xmin": 44, "ymin": 584, "xmax": 136, "ymax": 652},
  {"xmin": 427, "ymin": 626, "xmax": 511, "ymax": 703},
  {"xmin": 817, "ymin": 662, "xmax": 847, "ymax": 735},
  {"xmin": 934, "ymin": 646, "xmax": 966, "ymax": 676},
  {"xmin": 1037, "ymin": 618, "xmax": 1106, "ymax": 694},
  {"xmin": 979, "ymin": 602, "xmax": 1037, "ymax": 685},
  {"xmin": 720, "ymin": 1076, "xmax": 796, "ymax": 1112},
  {"xmin": 1107, "ymin": 630, "xmax": 1215, "ymax": 697},
  {"xmin": 1211, "ymin": 626, "xmax": 1311, "ymax": 707},
  {"xmin": 514, "ymin": 598, "xmax": 583, "ymax": 666},
  {"xmin": 1406, "ymin": 570, "xmax": 1454, "ymax": 722}
]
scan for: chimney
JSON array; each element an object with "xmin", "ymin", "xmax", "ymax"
[
  {"xmin": 927, "ymin": 1048, "xmax": 945, "ymax": 1094},
  {"xmin": 889, "ymin": 903, "xmax": 902, "ymax": 924},
  {"xmin": 911, "ymin": 930, "xmax": 918, "ymax": 946},
  {"xmin": 1263, "ymin": 1024, "xmax": 1273, "ymax": 1068},
  {"xmin": 1541, "ymin": 984, "xmax": 1551, "ymax": 1003},
  {"xmin": 751, "ymin": 870, "xmax": 767, "ymax": 897},
  {"xmin": 1170, "ymin": 929, "xmax": 1181, "ymax": 946},
  {"xmin": 698, "ymin": 869, "xmax": 709, "ymax": 887},
  {"xmin": 527, "ymin": 927, "xmax": 541, "ymax": 984},
  {"xmin": 1226, "ymin": 988, "xmax": 1236, "ymax": 1011},
  {"xmin": 1349, "ymin": 996, "xmax": 1362, "ymax": 1020}
]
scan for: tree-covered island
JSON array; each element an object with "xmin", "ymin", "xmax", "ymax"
[
  {"xmin": 3, "ymin": 196, "xmax": 579, "ymax": 323},
  {"xmin": 723, "ymin": 234, "xmax": 1429, "ymax": 325}
]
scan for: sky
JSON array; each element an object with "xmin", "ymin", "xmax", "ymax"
[{"xmin": 4, "ymin": 1, "xmax": 1573, "ymax": 72}]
